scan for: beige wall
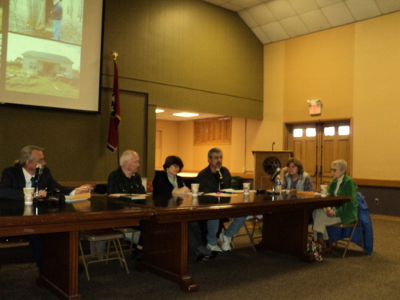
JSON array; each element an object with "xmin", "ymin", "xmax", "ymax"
[{"xmin": 260, "ymin": 11, "xmax": 400, "ymax": 180}]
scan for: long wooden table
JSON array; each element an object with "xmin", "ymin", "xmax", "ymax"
[
  {"xmin": 0, "ymin": 197, "xmax": 153, "ymax": 300},
  {"xmin": 112, "ymin": 192, "xmax": 350, "ymax": 292}
]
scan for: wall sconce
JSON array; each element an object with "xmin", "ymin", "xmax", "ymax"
[{"xmin": 307, "ymin": 99, "xmax": 322, "ymax": 116}]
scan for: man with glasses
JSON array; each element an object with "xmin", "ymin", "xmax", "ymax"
[
  {"xmin": 0, "ymin": 145, "xmax": 92, "ymax": 270},
  {"xmin": 0, "ymin": 145, "xmax": 91, "ymax": 200}
]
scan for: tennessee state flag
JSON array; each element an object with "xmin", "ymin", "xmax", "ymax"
[{"xmin": 107, "ymin": 61, "xmax": 121, "ymax": 152}]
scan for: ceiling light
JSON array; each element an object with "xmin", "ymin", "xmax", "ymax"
[
  {"xmin": 173, "ymin": 112, "xmax": 199, "ymax": 117},
  {"xmin": 155, "ymin": 109, "xmax": 164, "ymax": 113}
]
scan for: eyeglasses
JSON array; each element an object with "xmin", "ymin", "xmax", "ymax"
[
  {"xmin": 32, "ymin": 158, "xmax": 46, "ymax": 164},
  {"xmin": 331, "ymin": 168, "xmax": 337, "ymax": 172}
]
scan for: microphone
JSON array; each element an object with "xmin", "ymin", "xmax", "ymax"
[
  {"xmin": 34, "ymin": 164, "xmax": 42, "ymax": 180},
  {"xmin": 270, "ymin": 167, "xmax": 281, "ymax": 181},
  {"xmin": 34, "ymin": 164, "xmax": 41, "ymax": 197},
  {"xmin": 216, "ymin": 168, "xmax": 223, "ymax": 180}
]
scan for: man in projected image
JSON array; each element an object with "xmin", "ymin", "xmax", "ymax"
[
  {"xmin": 51, "ymin": 0, "xmax": 63, "ymax": 40},
  {"xmin": 196, "ymin": 148, "xmax": 246, "ymax": 252}
]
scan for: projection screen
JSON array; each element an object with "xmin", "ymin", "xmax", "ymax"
[{"xmin": 0, "ymin": 0, "xmax": 104, "ymax": 112}]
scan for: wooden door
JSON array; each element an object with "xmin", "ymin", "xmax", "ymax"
[{"xmin": 286, "ymin": 120, "xmax": 351, "ymax": 189}]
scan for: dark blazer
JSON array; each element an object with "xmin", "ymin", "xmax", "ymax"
[
  {"xmin": 0, "ymin": 163, "xmax": 73, "ymax": 200},
  {"xmin": 152, "ymin": 170, "xmax": 185, "ymax": 196}
]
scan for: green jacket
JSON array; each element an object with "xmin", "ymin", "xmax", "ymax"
[{"xmin": 328, "ymin": 174, "xmax": 358, "ymax": 224}]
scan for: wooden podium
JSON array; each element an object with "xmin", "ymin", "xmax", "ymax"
[{"xmin": 253, "ymin": 151, "xmax": 293, "ymax": 190}]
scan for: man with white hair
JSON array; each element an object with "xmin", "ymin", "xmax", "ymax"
[
  {"xmin": 107, "ymin": 150, "xmax": 146, "ymax": 195},
  {"xmin": 107, "ymin": 150, "xmax": 146, "ymax": 260}
]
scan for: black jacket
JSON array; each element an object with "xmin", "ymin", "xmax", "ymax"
[
  {"xmin": 152, "ymin": 170, "xmax": 186, "ymax": 196},
  {"xmin": 196, "ymin": 166, "xmax": 231, "ymax": 193},
  {"xmin": 107, "ymin": 167, "xmax": 146, "ymax": 195},
  {"xmin": 0, "ymin": 163, "xmax": 73, "ymax": 200}
]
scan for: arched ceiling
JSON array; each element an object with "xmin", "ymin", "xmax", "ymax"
[{"xmin": 202, "ymin": 0, "xmax": 400, "ymax": 44}]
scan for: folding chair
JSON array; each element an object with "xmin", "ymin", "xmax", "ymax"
[
  {"xmin": 231, "ymin": 216, "xmax": 263, "ymax": 251},
  {"xmin": 79, "ymin": 229, "xmax": 129, "ymax": 280},
  {"xmin": 330, "ymin": 217, "xmax": 364, "ymax": 258}
]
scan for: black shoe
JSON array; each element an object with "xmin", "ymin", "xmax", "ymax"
[
  {"xmin": 209, "ymin": 251, "xmax": 220, "ymax": 259},
  {"xmin": 132, "ymin": 248, "xmax": 142, "ymax": 261},
  {"xmin": 196, "ymin": 255, "xmax": 210, "ymax": 264}
]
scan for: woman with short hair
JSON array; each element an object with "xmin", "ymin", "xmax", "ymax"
[{"xmin": 312, "ymin": 159, "xmax": 359, "ymax": 252}]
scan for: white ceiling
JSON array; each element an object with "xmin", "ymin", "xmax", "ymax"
[
  {"xmin": 202, "ymin": 0, "xmax": 400, "ymax": 44},
  {"xmin": 156, "ymin": 107, "xmax": 224, "ymax": 121}
]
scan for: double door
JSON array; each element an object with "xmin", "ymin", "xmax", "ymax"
[{"xmin": 286, "ymin": 120, "xmax": 351, "ymax": 189}]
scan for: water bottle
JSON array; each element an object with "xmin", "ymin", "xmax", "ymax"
[{"xmin": 275, "ymin": 175, "xmax": 281, "ymax": 193}]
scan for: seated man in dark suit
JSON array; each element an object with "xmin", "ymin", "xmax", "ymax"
[
  {"xmin": 0, "ymin": 145, "xmax": 92, "ymax": 200},
  {"xmin": 0, "ymin": 145, "xmax": 93, "ymax": 270}
]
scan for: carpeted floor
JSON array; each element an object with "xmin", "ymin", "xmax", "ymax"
[{"xmin": 1, "ymin": 217, "xmax": 399, "ymax": 300}]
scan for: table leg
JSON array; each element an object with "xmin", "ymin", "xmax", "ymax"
[
  {"xmin": 136, "ymin": 220, "xmax": 198, "ymax": 292},
  {"xmin": 36, "ymin": 231, "xmax": 82, "ymax": 300},
  {"xmin": 256, "ymin": 210, "xmax": 314, "ymax": 262}
]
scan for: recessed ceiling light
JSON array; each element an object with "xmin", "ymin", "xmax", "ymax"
[
  {"xmin": 155, "ymin": 109, "xmax": 164, "ymax": 113},
  {"xmin": 173, "ymin": 112, "xmax": 199, "ymax": 117}
]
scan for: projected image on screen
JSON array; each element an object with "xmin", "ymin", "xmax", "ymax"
[
  {"xmin": 0, "ymin": 0, "xmax": 103, "ymax": 112},
  {"xmin": 6, "ymin": 33, "xmax": 81, "ymax": 98},
  {"xmin": 6, "ymin": 0, "xmax": 82, "ymax": 98},
  {"xmin": 8, "ymin": 0, "xmax": 83, "ymax": 44}
]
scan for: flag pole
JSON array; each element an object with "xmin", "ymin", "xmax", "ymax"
[
  {"xmin": 113, "ymin": 51, "xmax": 120, "ymax": 163},
  {"xmin": 107, "ymin": 51, "xmax": 121, "ymax": 168}
]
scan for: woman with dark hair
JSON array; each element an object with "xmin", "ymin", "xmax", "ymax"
[
  {"xmin": 152, "ymin": 156, "xmax": 190, "ymax": 195},
  {"xmin": 280, "ymin": 157, "xmax": 314, "ymax": 191},
  {"xmin": 152, "ymin": 156, "xmax": 219, "ymax": 263}
]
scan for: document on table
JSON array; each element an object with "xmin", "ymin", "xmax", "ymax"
[{"xmin": 65, "ymin": 192, "xmax": 91, "ymax": 202}]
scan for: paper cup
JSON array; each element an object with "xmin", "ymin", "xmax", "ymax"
[
  {"xmin": 23, "ymin": 187, "xmax": 35, "ymax": 205},
  {"xmin": 320, "ymin": 184, "xmax": 328, "ymax": 195},
  {"xmin": 191, "ymin": 183, "xmax": 200, "ymax": 195},
  {"xmin": 243, "ymin": 182, "xmax": 251, "ymax": 194}
]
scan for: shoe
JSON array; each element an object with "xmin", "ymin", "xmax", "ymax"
[
  {"xmin": 196, "ymin": 255, "xmax": 210, "ymax": 264},
  {"xmin": 209, "ymin": 251, "xmax": 220, "ymax": 259},
  {"xmin": 219, "ymin": 232, "xmax": 232, "ymax": 251},
  {"xmin": 206, "ymin": 243, "xmax": 222, "ymax": 252}
]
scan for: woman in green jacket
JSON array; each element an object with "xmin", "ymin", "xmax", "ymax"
[{"xmin": 312, "ymin": 159, "xmax": 358, "ymax": 252}]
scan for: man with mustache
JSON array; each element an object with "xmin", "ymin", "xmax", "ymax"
[{"xmin": 196, "ymin": 148, "xmax": 246, "ymax": 252}]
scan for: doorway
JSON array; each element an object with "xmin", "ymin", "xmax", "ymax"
[{"xmin": 286, "ymin": 120, "xmax": 352, "ymax": 189}]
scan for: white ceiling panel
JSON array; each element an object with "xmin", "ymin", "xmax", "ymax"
[
  {"xmin": 374, "ymin": 0, "xmax": 400, "ymax": 14},
  {"xmin": 266, "ymin": 0, "xmax": 297, "ymax": 20},
  {"xmin": 322, "ymin": 2, "xmax": 355, "ymax": 27},
  {"xmin": 201, "ymin": 0, "xmax": 400, "ymax": 44},
  {"xmin": 346, "ymin": 0, "xmax": 381, "ymax": 21},
  {"xmin": 314, "ymin": 0, "xmax": 343, "ymax": 8},
  {"xmin": 246, "ymin": 3, "xmax": 276, "ymax": 26},
  {"xmin": 288, "ymin": 0, "xmax": 319, "ymax": 14},
  {"xmin": 261, "ymin": 21, "xmax": 290, "ymax": 42},
  {"xmin": 299, "ymin": 9, "xmax": 331, "ymax": 32},
  {"xmin": 280, "ymin": 16, "xmax": 309, "ymax": 38}
]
